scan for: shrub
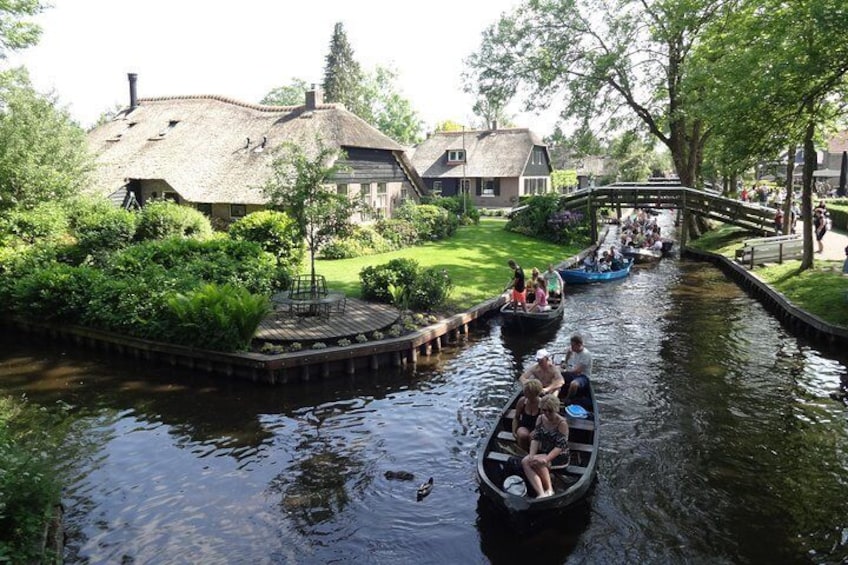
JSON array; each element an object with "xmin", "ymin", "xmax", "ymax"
[
  {"xmin": 164, "ymin": 283, "xmax": 270, "ymax": 351},
  {"xmin": 374, "ymin": 218, "xmax": 419, "ymax": 248},
  {"xmin": 0, "ymin": 201, "xmax": 69, "ymax": 244},
  {"xmin": 359, "ymin": 258, "xmax": 420, "ymax": 303},
  {"xmin": 9, "ymin": 264, "xmax": 103, "ymax": 322},
  {"xmin": 70, "ymin": 200, "xmax": 137, "ymax": 257},
  {"xmin": 320, "ymin": 225, "xmax": 394, "ymax": 259},
  {"xmin": 228, "ymin": 210, "xmax": 304, "ymax": 276},
  {"xmin": 429, "ymin": 194, "xmax": 480, "ymax": 225},
  {"xmin": 408, "ymin": 268, "xmax": 453, "ymax": 310},
  {"xmin": 135, "ymin": 200, "xmax": 212, "ymax": 241},
  {"xmin": 394, "ymin": 203, "xmax": 458, "ymax": 240},
  {"xmin": 355, "ymin": 333, "xmax": 368, "ymax": 343}
]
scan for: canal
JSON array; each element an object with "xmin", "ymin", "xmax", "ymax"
[{"xmin": 2, "ymin": 218, "xmax": 848, "ymax": 564}]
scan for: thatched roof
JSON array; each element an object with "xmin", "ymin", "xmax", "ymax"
[
  {"xmin": 411, "ymin": 128, "xmax": 549, "ymax": 178},
  {"xmin": 87, "ymin": 95, "xmax": 419, "ymax": 204}
]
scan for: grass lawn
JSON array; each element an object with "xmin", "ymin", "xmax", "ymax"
[
  {"xmin": 314, "ymin": 218, "xmax": 586, "ymax": 312},
  {"xmin": 688, "ymin": 223, "xmax": 848, "ymax": 327}
]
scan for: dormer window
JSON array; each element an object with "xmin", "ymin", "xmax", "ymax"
[
  {"xmin": 447, "ymin": 149, "xmax": 465, "ymax": 164},
  {"xmin": 159, "ymin": 120, "xmax": 179, "ymax": 137}
]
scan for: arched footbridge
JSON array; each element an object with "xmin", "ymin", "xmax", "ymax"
[{"xmin": 557, "ymin": 181, "xmax": 775, "ymax": 245}]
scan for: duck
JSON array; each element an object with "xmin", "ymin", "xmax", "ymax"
[{"xmin": 416, "ymin": 477, "xmax": 434, "ymax": 500}]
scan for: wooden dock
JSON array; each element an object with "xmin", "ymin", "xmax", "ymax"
[{"xmin": 255, "ymin": 298, "xmax": 399, "ymax": 343}]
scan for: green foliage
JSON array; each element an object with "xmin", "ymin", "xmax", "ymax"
[
  {"xmin": 551, "ymin": 170, "xmax": 578, "ymax": 191},
  {"xmin": 260, "ymin": 78, "xmax": 310, "ymax": 106},
  {"xmin": 0, "ymin": 395, "xmax": 70, "ymax": 564},
  {"xmin": 319, "ymin": 225, "xmax": 392, "ymax": 259},
  {"xmin": 0, "ymin": 68, "xmax": 91, "ymax": 212},
  {"xmin": 135, "ymin": 200, "xmax": 212, "ymax": 241},
  {"xmin": 228, "ymin": 209, "xmax": 304, "ymax": 276},
  {"xmin": 374, "ymin": 218, "xmax": 419, "ymax": 248},
  {"xmin": 394, "ymin": 202, "xmax": 458, "ymax": 240},
  {"xmin": 359, "ymin": 65, "xmax": 423, "ymax": 144},
  {"xmin": 408, "ymin": 268, "xmax": 453, "ymax": 310},
  {"xmin": 506, "ymin": 194, "xmax": 590, "ymax": 245},
  {"xmin": 359, "ymin": 258, "xmax": 419, "ymax": 303},
  {"xmin": 67, "ymin": 196, "xmax": 137, "ymax": 256},
  {"xmin": 165, "ymin": 283, "xmax": 270, "ymax": 351},
  {"xmin": 9, "ymin": 263, "xmax": 102, "ymax": 321},
  {"xmin": 322, "ymin": 22, "xmax": 367, "ymax": 117},
  {"xmin": 434, "ymin": 120, "xmax": 466, "ymax": 132},
  {"xmin": 0, "ymin": 201, "xmax": 69, "ymax": 244},
  {"xmin": 427, "ymin": 194, "xmax": 480, "ymax": 225}
]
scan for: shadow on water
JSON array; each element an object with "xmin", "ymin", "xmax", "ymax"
[{"xmin": 476, "ymin": 494, "xmax": 593, "ymax": 563}]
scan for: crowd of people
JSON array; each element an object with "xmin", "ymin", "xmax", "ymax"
[
  {"xmin": 514, "ymin": 334, "xmax": 593, "ymax": 498},
  {"xmin": 581, "ymin": 245, "xmax": 626, "ymax": 272},
  {"xmin": 619, "ymin": 210, "xmax": 666, "ymax": 252}
]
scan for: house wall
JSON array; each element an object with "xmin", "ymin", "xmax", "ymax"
[
  {"xmin": 334, "ymin": 148, "xmax": 411, "ymax": 184},
  {"xmin": 475, "ymin": 177, "xmax": 518, "ymax": 208},
  {"xmin": 523, "ymin": 146, "xmax": 550, "ymax": 177},
  {"xmin": 135, "ymin": 179, "xmax": 180, "ymax": 205}
]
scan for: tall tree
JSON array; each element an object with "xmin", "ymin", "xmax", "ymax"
[
  {"xmin": 322, "ymin": 22, "xmax": 366, "ymax": 118},
  {"xmin": 0, "ymin": 0, "xmax": 43, "ymax": 58},
  {"xmin": 0, "ymin": 69, "xmax": 92, "ymax": 212},
  {"xmin": 260, "ymin": 78, "xmax": 310, "ymax": 106},
  {"xmin": 465, "ymin": 0, "xmax": 738, "ymax": 188},
  {"xmin": 359, "ymin": 66, "xmax": 423, "ymax": 145},
  {"xmin": 262, "ymin": 139, "xmax": 360, "ymax": 288}
]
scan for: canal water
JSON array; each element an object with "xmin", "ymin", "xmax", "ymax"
[{"xmin": 2, "ymin": 216, "xmax": 848, "ymax": 564}]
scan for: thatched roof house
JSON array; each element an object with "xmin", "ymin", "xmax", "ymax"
[
  {"xmin": 87, "ymin": 75, "xmax": 426, "ymax": 222},
  {"xmin": 411, "ymin": 126, "xmax": 552, "ymax": 208}
]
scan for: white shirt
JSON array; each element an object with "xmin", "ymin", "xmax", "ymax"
[{"xmin": 563, "ymin": 347, "xmax": 593, "ymax": 377}]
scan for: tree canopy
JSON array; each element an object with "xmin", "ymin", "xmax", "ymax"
[
  {"xmin": 0, "ymin": 69, "xmax": 92, "ymax": 212},
  {"xmin": 260, "ymin": 78, "xmax": 311, "ymax": 106},
  {"xmin": 322, "ymin": 22, "xmax": 367, "ymax": 118},
  {"xmin": 0, "ymin": 0, "xmax": 43, "ymax": 58}
]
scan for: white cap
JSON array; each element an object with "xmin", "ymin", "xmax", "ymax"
[{"xmin": 535, "ymin": 348, "xmax": 550, "ymax": 361}]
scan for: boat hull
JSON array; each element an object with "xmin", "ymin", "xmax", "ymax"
[
  {"xmin": 558, "ymin": 259, "xmax": 633, "ymax": 284},
  {"xmin": 621, "ymin": 246, "xmax": 663, "ymax": 263},
  {"xmin": 500, "ymin": 297, "xmax": 565, "ymax": 330},
  {"xmin": 476, "ymin": 382, "xmax": 599, "ymax": 515}
]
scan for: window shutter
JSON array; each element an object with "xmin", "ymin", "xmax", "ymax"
[
  {"xmin": 494, "ymin": 179, "xmax": 501, "ymax": 196},
  {"xmin": 476, "ymin": 180, "xmax": 482, "ymax": 195}
]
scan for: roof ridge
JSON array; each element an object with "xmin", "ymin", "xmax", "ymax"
[
  {"xmin": 137, "ymin": 95, "xmax": 343, "ymax": 113},
  {"xmin": 433, "ymin": 127, "xmax": 532, "ymax": 135}
]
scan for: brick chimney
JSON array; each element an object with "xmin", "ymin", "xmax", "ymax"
[
  {"xmin": 305, "ymin": 87, "xmax": 323, "ymax": 110},
  {"xmin": 128, "ymin": 73, "xmax": 138, "ymax": 111},
  {"xmin": 491, "ymin": 119, "xmax": 498, "ymax": 131}
]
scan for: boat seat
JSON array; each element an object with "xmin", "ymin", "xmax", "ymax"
[
  {"xmin": 504, "ymin": 409, "xmax": 595, "ymax": 431},
  {"xmin": 495, "ymin": 431, "xmax": 593, "ymax": 452},
  {"xmin": 485, "ymin": 450, "xmax": 588, "ymax": 475}
]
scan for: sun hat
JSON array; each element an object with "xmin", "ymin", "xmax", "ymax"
[
  {"xmin": 503, "ymin": 475, "xmax": 527, "ymax": 496},
  {"xmin": 535, "ymin": 348, "xmax": 550, "ymax": 361}
]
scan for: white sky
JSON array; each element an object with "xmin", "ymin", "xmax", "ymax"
[{"xmin": 6, "ymin": 0, "xmax": 560, "ymax": 136}]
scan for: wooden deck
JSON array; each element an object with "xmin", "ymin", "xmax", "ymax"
[{"xmin": 255, "ymin": 297, "xmax": 399, "ymax": 343}]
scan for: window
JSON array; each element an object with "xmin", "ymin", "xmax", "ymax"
[
  {"xmin": 532, "ymin": 148, "xmax": 545, "ymax": 165},
  {"xmin": 523, "ymin": 177, "xmax": 548, "ymax": 195},
  {"xmin": 447, "ymin": 149, "xmax": 465, "ymax": 163},
  {"xmin": 196, "ymin": 203, "xmax": 212, "ymax": 216},
  {"xmin": 375, "ymin": 183, "xmax": 387, "ymax": 217},
  {"xmin": 433, "ymin": 180, "xmax": 443, "ymax": 194},
  {"xmin": 230, "ymin": 204, "xmax": 247, "ymax": 218},
  {"xmin": 162, "ymin": 191, "xmax": 178, "ymax": 202},
  {"xmin": 460, "ymin": 178, "xmax": 471, "ymax": 194},
  {"xmin": 483, "ymin": 179, "xmax": 495, "ymax": 196},
  {"xmin": 336, "ymin": 183, "xmax": 348, "ymax": 196},
  {"xmin": 400, "ymin": 186, "xmax": 410, "ymax": 203}
]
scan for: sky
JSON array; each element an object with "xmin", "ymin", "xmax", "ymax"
[{"xmin": 6, "ymin": 0, "xmax": 560, "ymax": 136}]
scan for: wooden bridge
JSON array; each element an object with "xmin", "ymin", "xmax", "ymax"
[{"xmin": 558, "ymin": 181, "xmax": 776, "ymax": 246}]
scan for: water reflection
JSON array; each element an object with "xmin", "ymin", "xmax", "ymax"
[{"xmin": 2, "ymin": 213, "xmax": 848, "ymax": 563}]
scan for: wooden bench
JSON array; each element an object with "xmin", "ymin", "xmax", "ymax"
[
  {"xmin": 496, "ymin": 430, "xmax": 593, "ymax": 453},
  {"xmin": 485, "ymin": 450, "xmax": 588, "ymax": 475},
  {"xmin": 735, "ymin": 234, "xmax": 803, "ymax": 267},
  {"xmin": 505, "ymin": 409, "xmax": 596, "ymax": 431}
]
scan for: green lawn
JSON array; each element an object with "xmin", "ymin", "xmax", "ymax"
[
  {"xmin": 314, "ymin": 218, "xmax": 585, "ymax": 311},
  {"xmin": 688, "ymin": 223, "xmax": 848, "ymax": 327}
]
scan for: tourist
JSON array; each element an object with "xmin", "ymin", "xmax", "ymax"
[
  {"xmin": 843, "ymin": 245, "xmax": 848, "ymax": 275},
  {"xmin": 529, "ymin": 279, "xmax": 550, "ymax": 312},
  {"xmin": 521, "ymin": 394, "xmax": 570, "ymax": 499},
  {"xmin": 543, "ymin": 264, "xmax": 565, "ymax": 300},
  {"xmin": 813, "ymin": 206, "xmax": 829, "ymax": 254},
  {"xmin": 506, "ymin": 259, "xmax": 527, "ymax": 312},
  {"xmin": 520, "ymin": 348, "xmax": 565, "ymax": 397},
  {"xmin": 774, "ymin": 208, "xmax": 783, "ymax": 235},
  {"xmin": 512, "ymin": 378, "xmax": 543, "ymax": 451}
]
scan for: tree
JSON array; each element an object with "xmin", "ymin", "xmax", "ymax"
[
  {"xmin": 322, "ymin": 22, "xmax": 367, "ymax": 118},
  {"xmin": 359, "ymin": 65, "xmax": 423, "ymax": 145},
  {"xmin": 0, "ymin": 0, "xmax": 43, "ymax": 58},
  {"xmin": 260, "ymin": 78, "xmax": 310, "ymax": 106},
  {"xmin": 0, "ymin": 68, "xmax": 92, "ymax": 212},
  {"xmin": 434, "ymin": 120, "xmax": 466, "ymax": 132},
  {"xmin": 262, "ymin": 139, "xmax": 361, "ymax": 291},
  {"xmin": 465, "ymin": 0, "xmax": 738, "ymax": 188}
]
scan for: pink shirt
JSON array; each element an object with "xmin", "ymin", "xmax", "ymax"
[{"xmin": 535, "ymin": 287, "xmax": 548, "ymax": 306}]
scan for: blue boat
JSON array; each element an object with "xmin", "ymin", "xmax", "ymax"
[{"xmin": 558, "ymin": 258, "xmax": 633, "ymax": 284}]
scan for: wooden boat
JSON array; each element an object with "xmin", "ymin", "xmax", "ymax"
[
  {"xmin": 558, "ymin": 258, "xmax": 633, "ymax": 284},
  {"xmin": 477, "ymin": 381, "xmax": 599, "ymax": 514},
  {"xmin": 499, "ymin": 296, "xmax": 565, "ymax": 331},
  {"xmin": 621, "ymin": 245, "xmax": 663, "ymax": 264}
]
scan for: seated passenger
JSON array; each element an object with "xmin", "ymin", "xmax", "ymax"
[
  {"xmin": 512, "ymin": 378, "xmax": 543, "ymax": 451},
  {"xmin": 529, "ymin": 280, "xmax": 550, "ymax": 312},
  {"xmin": 543, "ymin": 264, "xmax": 564, "ymax": 300},
  {"xmin": 520, "ymin": 349, "xmax": 565, "ymax": 397},
  {"xmin": 521, "ymin": 395, "xmax": 570, "ymax": 499}
]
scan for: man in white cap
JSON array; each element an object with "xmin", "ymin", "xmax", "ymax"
[{"xmin": 519, "ymin": 348, "xmax": 564, "ymax": 397}]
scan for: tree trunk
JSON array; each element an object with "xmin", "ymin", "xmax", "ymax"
[
  {"xmin": 783, "ymin": 144, "xmax": 796, "ymax": 235},
  {"xmin": 800, "ymin": 121, "xmax": 815, "ymax": 270}
]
